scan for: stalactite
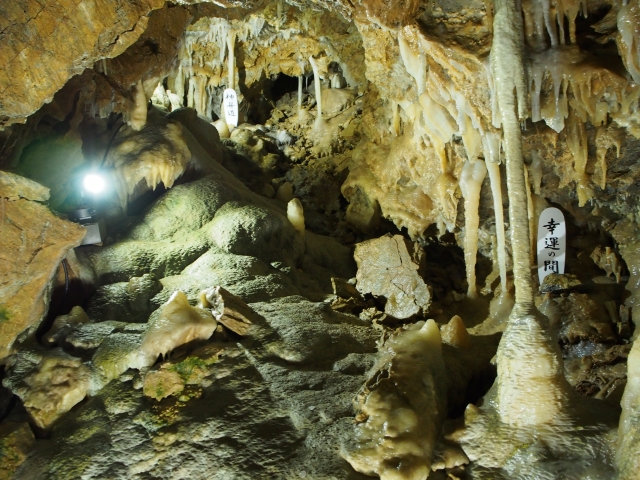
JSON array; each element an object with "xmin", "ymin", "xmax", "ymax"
[
  {"xmin": 595, "ymin": 125, "xmax": 623, "ymax": 190},
  {"xmin": 528, "ymin": 45, "xmax": 639, "ymax": 134},
  {"xmin": 617, "ymin": 0, "xmax": 640, "ymax": 84},
  {"xmin": 486, "ymin": 160, "xmax": 508, "ymax": 292},
  {"xmin": 460, "ymin": 159, "xmax": 487, "ymax": 299},
  {"xmin": 522, "ymin": 0, "xmax": 588, "ymax": 47},
  {"xmin": 565, "ymin": 110, "xmax": 593, "ymax": 206},
  {"xmin": 227, "ymin": 29, "xmax": 237, "ymax": 90},
  {"xmin": 128, "ymin": 80, "xmax": 148, "ymax": 131},
  {"xmin": 309, "ymin": 55, "xmax": 324, "ymax": 128},
  {"xmin": 529, "ymin": 150, "xmax": 543, "ymax": 194}
]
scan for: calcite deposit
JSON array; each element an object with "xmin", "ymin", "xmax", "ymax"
[{"xmin": 2, "ymin": 0, "xmax": 640, "ymax": 478}]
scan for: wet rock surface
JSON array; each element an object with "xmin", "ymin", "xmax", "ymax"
[{"xmin": 0, "ymin": 193, "xmax": 85, "ymax": 360}]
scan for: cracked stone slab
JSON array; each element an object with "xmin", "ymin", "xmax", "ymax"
[{"xmin": 354, "ymin": 234, "xmax": 431, "ymax": 319}]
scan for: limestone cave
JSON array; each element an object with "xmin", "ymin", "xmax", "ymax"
[{"xmin": 2, "ymin": 0, "xmax": 640, "ymax": 478}]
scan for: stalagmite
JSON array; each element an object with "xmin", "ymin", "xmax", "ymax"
[
  {"xmin": 460, "ymin": 159, "xmax": 487, "ymax": 298},
  {"xmin": 344, "ymin": 320, "xmax": 447, "ymax": 479},
  {"xmin": 287, "ymin": 198, "xmax": 305, "ymax": 235}
]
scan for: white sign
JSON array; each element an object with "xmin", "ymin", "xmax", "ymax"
[
  {"xmin": 223, "ymin": 88, "xmax": 238, "ymax": 127},
  {"xmin": 537, "ymin": 207, "xmax": 566, "ymax": 283}
]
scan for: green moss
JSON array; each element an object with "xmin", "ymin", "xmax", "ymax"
[
  {"xmin": 155, "ymin": 385, "xmax": 166, "ymax": 399},
  {"xmin": 168, "ymin": 356, "xmax": 216, "ymax": 383},
  {"xmin": 0, "ymin": 306, "xmax": 9, "ymax": 323}
]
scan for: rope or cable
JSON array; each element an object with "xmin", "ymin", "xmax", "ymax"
[{"xmin": 99, "ymin": 119, "xmax": 125, "ymax": 169}]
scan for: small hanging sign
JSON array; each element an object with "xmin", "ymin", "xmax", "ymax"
[
  {"xmin": 537, "ymin": 207, "xmax": 566, "ymax": 283},
  {"xmin": 223, "ymin": 88, "xmax": 238, "ymax": 127}
]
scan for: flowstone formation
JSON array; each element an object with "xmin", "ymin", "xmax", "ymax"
[{"xmin": 2, "ymin": 0, "xmax": 640, "ymax": 479}]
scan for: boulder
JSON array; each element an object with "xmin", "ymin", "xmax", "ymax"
[
  {"xmin": 354, "ymin": 234, "xmax": 431, "ymax": 319},
  {"xmin": 0, "ymin": 197, "xmax": 85, "ymax": 360},
  {"xmin": 0, "ymin": 171, "xmax": 50, "ymax": 202},
  {"xmin": 3, "ymin": 349, "xmax": 91, "ymax": 429}
]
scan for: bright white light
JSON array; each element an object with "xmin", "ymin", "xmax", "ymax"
[{"xmin": 83, "ymin": 173, "xmax": 105, "ymax": 194}]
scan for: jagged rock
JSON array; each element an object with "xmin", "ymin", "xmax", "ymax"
[
  {"xmin": 330, "ymin": 277, "xmax": 367, "ymax": 314},
  {"xmin": 0, "ymin": 171, "xmax": 49, "ymax": 202},
  {"xmin": 92, "ymin": 332, "xmax": 146, "ymax": 388},
  {"xmin": 86, "ymin": 274, "xmax": 162, "ymax": 323},
  {"xmin": 64, "ymin": 322, "xmax": 146, "ymax": 351},
  {"xmin": 200, "ymin": 286, "xmax": 256, "ymax": 336},
  {"xmin": 354, "ymin": 234, "xmax": 431, "ymax": 319},
  {"xmin": 540, "ymin": 272, "xmax": 583, "ymax": 293},
  {"xmin": 0, "ymin": 198, "xmax": 85, "ymax": 360},
  {"xmin": 591, "ymin": 245, "xmax": 624, "ymax": 283},
  {"xmin": 0, "ymin": 0, "xmax": 166, "ymax": 128},
  {"xmin": 550, "ymin": 293, "xmax": 617, "ymax": 344},
  {"xmin": 43, "ymin": 306, "xmax": 90, "ymax": 345},
  {"xmin": 2, "ymin": 349, "xmax": 91, "ymax": 429},
  {"xmin": 0, "ymin": 422, "xmax": 35, "ymax": 480}
]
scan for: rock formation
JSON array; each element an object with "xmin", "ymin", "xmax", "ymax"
[{"xmin": 1, "ymin": 0, "xmax": 640, "ymax": 478}]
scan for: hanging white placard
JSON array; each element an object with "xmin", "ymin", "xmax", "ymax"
[
  {"xmin": 537, "ymin": 207, "xmax": 566, "ymax": 283},
  {"xmin": 223, "ymin": 88, "xmax": 238, "ymax": 127}
]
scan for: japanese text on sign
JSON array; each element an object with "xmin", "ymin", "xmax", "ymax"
[
  {"xmin": 537, "ymin": 207, "xmax": 566, "ymax": 283},
  {"xmin": 223, "ymin": 88, "xmax": 238, "ymax": 127}
]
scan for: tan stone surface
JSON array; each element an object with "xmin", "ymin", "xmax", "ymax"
[
  {"xmin": 0, "ymin": 171, "xmax": 49, "ymax": 202},
  {"xmin": 0, "ymin": 422, "xmax": 35, "ymax": 480},
  {"xmin": 201, "ymin": 286, "xmax": 255, "ymax": 336},
  {"xmin": 0, "ymin": 198, "xmax": 85, "ymax": 359},
  {"xmin": 0, "ymin": 0, "xmax": 165, "ymax": 128},
  {"xmin": 354, "ymin": 234, "xmax": 431, "ymax": 319},
  {"xmin": 144, "ymin": 369, "xmax": 185, "ymax": 401},
  {"xmin": 19, "ymin": 351, "xmax": 91, "ymax": 429}
]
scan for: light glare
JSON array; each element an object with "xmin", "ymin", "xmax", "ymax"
[{"xmin": 83, "ymin": 173, "xmax": 105, "ymax": 194}]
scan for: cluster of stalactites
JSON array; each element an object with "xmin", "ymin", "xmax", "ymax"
[
  {"xmin": 165, "ymin": 14, "xmax": 308, "ymax": 121},
  {"xmin": 521, "ymin": 0, "xmax": 588, "ymax": 49},
  {"xmin": 397, "ymin": 26, "xmax": 497, "ymax": 234},
  {"xmin": 617, "ymin": 0, "xmax": 640, "ymax": 84},
  {"xmin": 528, "ymin": 46, "xmax": 640, "ymax": 134}
]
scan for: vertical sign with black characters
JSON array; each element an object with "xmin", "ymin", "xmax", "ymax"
[
  {"xmin": 537, "ymin": 207, "xmax": 566, "ymax": 283},
  {"xmin": 223, "ymin": 88, "xmax": 238, "ymax": 127}
]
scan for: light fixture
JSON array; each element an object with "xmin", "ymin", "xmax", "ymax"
[{"xmin": 83, "ymin": 173, "xmax": 106, "ymax": 195}]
